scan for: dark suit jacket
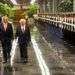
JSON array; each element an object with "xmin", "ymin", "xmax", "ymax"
[
  {"xmin": 0, "ymin": 23, "xmax": 13, "ymax": 43},
  {"xmin": 16, "ymin": 25, "xmax": 31, "ymax": 46}
]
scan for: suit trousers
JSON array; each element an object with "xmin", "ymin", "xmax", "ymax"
[
  {"xmin": 1, "ymin": 41, "xmax": 11, "ymax": 61},
  {"xmin": 19, "ymin": 43, "xmax": 28, "ymax": 60}
]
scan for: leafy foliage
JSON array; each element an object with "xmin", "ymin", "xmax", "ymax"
[
  {"xmin": 58, "ymin": 0, "xmax": 73, "ymax": 12},
  {"xmin": 0, "ymin": 2, "xmax": 16, "ymax": 19},
  {"xmin": 27, "ymin": 3, "xmax": 39, "ymax": 17}
]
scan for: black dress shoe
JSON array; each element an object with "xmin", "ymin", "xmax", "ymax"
[
  {"xmin": 21, "ymin": 58, "xmax": 28, "ymax": 63},
  {"xmin": 23, "ymin": 59, "xmax": 28, "ymax": 63},
  {"xmin": 7, "ymin": 58, "xmax": 10, "ymax": 63}
]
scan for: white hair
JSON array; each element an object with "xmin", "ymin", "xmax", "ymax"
[
  {"xmin": 19, "ymin": 19, "xmax": 26, "ymax": 24},
  {"xmin": 2, "ymin": 16, "xmax": 8, "ymax": 23}
]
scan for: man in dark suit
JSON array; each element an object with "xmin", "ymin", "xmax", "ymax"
[
  {"xmin": 16, "ymin": 19, "xmax": 31, "ymax": 63},
  {"xmin": 0, "ymin": 16, "xmax": 13, "ymax": 63}
]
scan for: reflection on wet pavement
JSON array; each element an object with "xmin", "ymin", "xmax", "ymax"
[
  {"xmin": 36, "ymin": 22, "xmax": 75, "ymax": 75},
  {"xmin": 0, "ymin": 35, "xmax": 41, "ymax": 75},
  {"xmin": 0, "ymin": 63, "xmax": 13, "ymax": 75}
]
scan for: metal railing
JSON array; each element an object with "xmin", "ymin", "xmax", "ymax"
[
  {"xmin": 37, "ymin": 12, "xmax": 75, "ymax": 25},
  {"xmin": 35, "ymin": 13, "xmax": 75, "ymax": 32}
]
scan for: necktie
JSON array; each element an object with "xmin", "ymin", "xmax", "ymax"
[
  {"xmin": 4, "ymin": 24, "xmax": 7, "ymax": 31},
  {"xmin": 23, "ymin": 28, "xmax": 24, "ymax": 32}
]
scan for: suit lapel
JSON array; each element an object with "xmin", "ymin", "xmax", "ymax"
[
  {"xmin": 2, "ymin": 23, "xmax": 9, "ymax": 32},
  {"xmin": 20, "ymin": 25, "xmax": 26, "ymax": 33},
  {"xmin": 1, "ymin": 23, "xmax": 5, "ymax": 31}
]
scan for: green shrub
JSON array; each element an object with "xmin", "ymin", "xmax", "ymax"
[
  {"xmin": 27, "ymin": 3, "xmax": 39, "ymax": 17},
  {"xmin": 0, "ymin": 2, "xmax": 16, "ymax": 20}
]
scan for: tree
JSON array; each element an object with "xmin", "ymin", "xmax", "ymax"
[
  {"xmin": 58, "ymin": 0, "xmax": 73, "ymax": 12},
  {"xmin": 27, "ymin": 3, "xmax": 39, "ymax": 17},
  {"xmin": 0, "ymin": 2, "xmax": 16, "ymax": 20}
]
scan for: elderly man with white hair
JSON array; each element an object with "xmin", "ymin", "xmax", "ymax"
[{"xmin": 15, "ymin": 18, "xmax": 31, "ymax": 63}]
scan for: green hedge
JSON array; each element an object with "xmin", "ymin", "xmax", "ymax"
[
  {"xmin": 27, "ymin": 3, "xmax": 39, "ymax": 17},
  {"xmin": 0, "ymin": 2, "xmax": 16, "ymax": 20}
]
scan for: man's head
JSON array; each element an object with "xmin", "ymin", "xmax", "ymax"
[
  {"xmin": 2, "ymin": 16, "xmax": 8, "ymax": 23},
  {"xmin": 19, "ymin": 19, "xmax": 26, "ymax": 26}
]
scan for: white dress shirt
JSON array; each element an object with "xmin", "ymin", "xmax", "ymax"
[
  {"xmin": 21, "ymin": 25, "xmax": 25, "ymax": 32},
  {"xmin": 3, "ymin": 23, "xmax": 7, "ymax": 31}
]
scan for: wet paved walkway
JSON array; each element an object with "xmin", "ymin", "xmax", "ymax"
[
  {"xmin": 0, "ymin": 34, "xmax": 41, "ymax": 75},
  {"xmin": 0, "ymin": 46, "xmax": 41, "ymax": 75},
  {"xmin": 36, "ymin": 23, "xmax": 75, "ymax": 75},
  {"xmin": 0, "ymin": 24, "xmax": 75, "ymax": 75}
]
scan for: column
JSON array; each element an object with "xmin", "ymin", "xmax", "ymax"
[
  {"xmin": 53, "ymin": 0, "xmax": 55, "ymax": 13},
  {"xmin": 42, "ymin": 0, "xmax": 47, "ymax": 13},
  {"xmin": 47, "ymin": 0, "xmax": 51, "ymax": 13},
  {"xmin": 73, "ymin": 0, "xmax": 75, "ymax": 12}
]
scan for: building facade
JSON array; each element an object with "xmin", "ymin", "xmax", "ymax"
[
  {"xmin": 37, "ymin": 0, "xmax": 61, "ymax": 13},
  {"xmin": 37, "ymin": 0, "xmax": 74, "ymax": 13}
]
